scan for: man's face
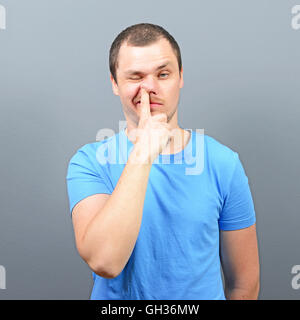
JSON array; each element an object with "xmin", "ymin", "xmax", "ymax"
[{"xmin": 110, "ymin": 38, "xmax": 184, "ymax": 126}]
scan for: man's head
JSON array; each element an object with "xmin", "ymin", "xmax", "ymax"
[
  {"xmin": 109, "ymin": 23, "xmax": 182, "ymax": 84},
  {"xmin": 109, "ymin": 23, "xmax": 183, "ymax": 128}
]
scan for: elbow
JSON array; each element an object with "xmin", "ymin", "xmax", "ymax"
[
  {"xmin": 84, "ymin": 255, "xmax": 120, "ymax": 279},
  {"xmin": 76, "ymin": 245, "xmax": 117, "ymax": 279},
  {"xmin": 91, "ymin": 264, "xmax": 118, "ymax": 279},
  {"xmin": 84, "ymin": 255, "xmax": 119, "ymax": 279},
  {"xmin": 76, "ymin": 239, "xmax": 124, "ymax": 279}
]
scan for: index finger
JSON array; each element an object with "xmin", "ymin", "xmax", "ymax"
[{"xmin": 139, "ymin": 87, "xmax": 151, "ymax": 122}]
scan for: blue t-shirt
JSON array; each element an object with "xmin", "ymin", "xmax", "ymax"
[{"xmin": 66, "ymin": 128, "xmax": 256, "ymax": 300}]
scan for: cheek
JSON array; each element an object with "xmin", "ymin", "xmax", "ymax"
[
  {"xmin": 122, "ymin": 84, "xmax": 140, "ymax": 102},
  {"xmin": 166, "ymin": 82, "xmax": 180, "ymax": 99}
]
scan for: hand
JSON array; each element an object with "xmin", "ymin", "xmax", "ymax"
[{"xmin": 130, "ymin": 88, "xmax": 173, "ymax": 164}]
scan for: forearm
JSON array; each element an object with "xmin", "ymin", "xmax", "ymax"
[
  {"xmin": 225, "ymin": 282, "xmax": 259, "ymax": 300},
  {"xmin": 82, "ymin": 145, "xmax": 152, "ymax": 277}
]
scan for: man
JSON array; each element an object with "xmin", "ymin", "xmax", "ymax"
[{"xmin": 66, "ymin": 23, "xmax": 260, "ymax": 300}]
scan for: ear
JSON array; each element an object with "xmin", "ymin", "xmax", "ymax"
[
  {"xmin": 179, "ymin": 67, "xmax": 184, "ymax": 89},
  {"xmin": 110, "ymin": 74, "xmax": 119, "ymax": 96}
]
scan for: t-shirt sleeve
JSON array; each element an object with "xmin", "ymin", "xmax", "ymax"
[
  {"xmin": 66, "ymin": 144, "xmax": 112, "ymax": 215},
  {"xmin": 218, "ymin": 153, "xmax": 256, "ymax": 231}
]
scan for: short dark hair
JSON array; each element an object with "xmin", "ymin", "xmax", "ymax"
[{"xmin": 109, "ymin": 23, "xmax": 182, "ymax": 83}]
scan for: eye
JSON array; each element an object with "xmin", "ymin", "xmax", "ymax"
[
  {"xmin": 129, "ymin": 76, "xmax": 141, "ymax": 80},
  {"xmin": 159, "ymin": 72, "xmax": 169, "ymax": 78}
]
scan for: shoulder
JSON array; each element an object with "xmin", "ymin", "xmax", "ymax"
[
  {"xmin": 204, "ymin": 134, "xmax": 239, "ymax": 167},
  {"xmin": 68, "ymin": 133, "xmax": 119, "ymax": 165},
  {"xmin": 202, "ymin": 134, "xmax": 241, "ymax": 188},
  {"xmin": 68, "ymin": 141, "xmax": 101, "ymax": 166}
]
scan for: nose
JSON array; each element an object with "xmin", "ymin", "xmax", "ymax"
[{"xmin": 140, "ymin": 75, "xmax": 158, "ymax": 95}]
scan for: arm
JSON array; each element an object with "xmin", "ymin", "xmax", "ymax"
[
  {"xmin": 72, "ymin": 146, "xmax": 152, "ymax": 278},
  {"xmin": 72, "ymin": 88, "xmax": 173, "ymax": 278},
  {"xmin": 219, "ymin": 224, "xmax": 260, "ymax": 299}
]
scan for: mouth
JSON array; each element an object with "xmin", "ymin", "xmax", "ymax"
[{"xmin": 136, "ymin": 101, "xmax": 163, "ymax": 109}]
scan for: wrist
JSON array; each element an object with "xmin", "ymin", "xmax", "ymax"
[{"xmin": 129, "ymin": 144, "xmax": 154, "ymax": 166}]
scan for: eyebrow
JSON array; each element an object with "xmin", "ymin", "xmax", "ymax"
[{"xmin": 124, "ymin": 61, "xmax": 171, "ymax": 76}]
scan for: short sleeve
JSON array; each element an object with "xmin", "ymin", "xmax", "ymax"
[
  {"xmin": 66, "ymin": 145, "xmax": 112, "ymax": 215},
  {"xmin": 218, "ymin": 153, "xmax": 256, "ymax": 231}
]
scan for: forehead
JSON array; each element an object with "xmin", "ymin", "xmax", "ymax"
[{"xmin": 117, "ymin": 38, "xmax": 177, "ymax": 73}]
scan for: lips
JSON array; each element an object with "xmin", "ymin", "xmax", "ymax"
[{"xmin": 136, "ymin": 101, "xmax": 162, "ymax": 107}]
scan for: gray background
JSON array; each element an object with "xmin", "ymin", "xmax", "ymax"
[{"xmin": 0, "ymin": 0, "xmax": 299, "ymax": 299}]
